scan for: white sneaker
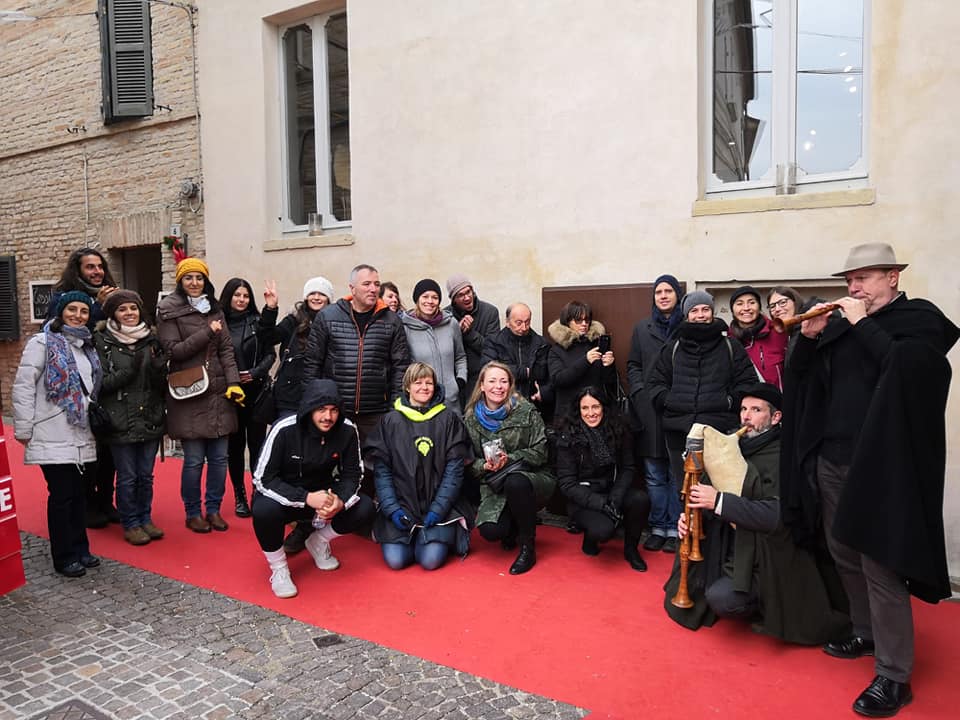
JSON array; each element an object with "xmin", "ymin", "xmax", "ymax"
[
  {"xmin": 270, "ymin": 566, "xmax": 298, "ymax": 598},
  {"xmin": 305, "ymin": 531, "xmax": 340, "ymax": 570}
]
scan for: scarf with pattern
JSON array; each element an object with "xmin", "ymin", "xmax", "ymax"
[{"xmin": 43, "ymin": 320, "xmax": 102, "ymax": 424}]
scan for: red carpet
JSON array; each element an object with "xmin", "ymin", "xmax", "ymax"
[{"xmin": 6, "ymin": 426, "xmax": 959, "ymax": 719}]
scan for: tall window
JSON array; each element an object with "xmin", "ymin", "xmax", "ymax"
[
  {"xmin": 705, "ymin": 0, "xmax": 868, "ymax": 195},
  {"xmin": 281, "ymin": 12, "xmax": 350, "ymax": 230}
]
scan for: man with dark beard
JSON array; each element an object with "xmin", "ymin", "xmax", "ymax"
[
  {"xmin": 663, "ymin": 383, "xmax": 849, "ymax": 645},
  {"xmin": 49, "ymin": 247, "xmax": 120, "ymax": 527}
]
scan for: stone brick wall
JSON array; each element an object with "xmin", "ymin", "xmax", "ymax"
[{"xmin": 0, "ymin": 0, "xmax": 205, "ymax": 412}]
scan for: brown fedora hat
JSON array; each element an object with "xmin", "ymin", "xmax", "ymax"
[{"xmin": 832, "ymin": 242, "xmax": 908, "ymax": 277}]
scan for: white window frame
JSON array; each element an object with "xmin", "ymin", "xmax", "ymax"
[
  {"xmin": 701, "ymin": 0, "xmax": 871, "ymax": 197},
  {"xmin": 279, "ymin": 12, "xmax": 350, "ymax": 233}
]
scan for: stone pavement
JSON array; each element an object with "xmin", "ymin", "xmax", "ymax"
[{"xmin": 0, "ymin": 533, "xmax": 587, "ymax": 720}]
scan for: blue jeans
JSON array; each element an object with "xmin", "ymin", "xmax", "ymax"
[
  {"xmin": 644, "ymin": 457, "xmax": 679, "ymax": 537},
  {"xmin": 111, "ymin": 439, "xmax": 160, "ymax": 529},
  {"xmin": 382, "ymin": 531, "xmax": 449, "ymax": 571},
  {"xmin": 180, "ymin": 437, "xmax": 228, "ymax": 519}
]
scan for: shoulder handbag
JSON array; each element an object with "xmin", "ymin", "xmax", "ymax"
[
  {"xmin": 168, "ymin": 344, "xmax": 211, "ymax": 400},
  {"xmin": 79, "ymin": 376, "xmax": 114, "ymax": 438},
  {"xmin": 251, "ymin": 376, "xmax": 277, "ymax": 425}
]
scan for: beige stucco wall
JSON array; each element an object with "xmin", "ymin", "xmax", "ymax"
[{"xmin": 199, "ymin": 1, "xmax": 960, "ymax": 579}]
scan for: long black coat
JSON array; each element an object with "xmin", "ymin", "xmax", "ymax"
[
  {"xmin": 647, "ymin": 319, "xmax": 758, "ymax": 435},
  {"xmin": 626, "ymin": 317, "xmax": 670, "ymax": 457},
  {"xmin": 782, "ymin": 294, "xmax": 959, "ymax": 602}
]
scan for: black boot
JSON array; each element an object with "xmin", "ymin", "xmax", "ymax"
[
  {"xmin": 233, "ymin": 482, "xmax": 251, "ymax": 518},
  {"xmin": 624, "ymin": 542, "xmax": 647, "ymax": 572},
  {"xmin": 510, "ymin": 540, "xmax": 536, "ymax": 575}
]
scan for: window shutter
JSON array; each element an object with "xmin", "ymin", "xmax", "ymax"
[
  {"xmin": 0, "ymin": 257, "xmax": 20, "ymax": 340},
  {"xmin": 99, "ymin": 0, "xmax": 154, "ymax": 123}
]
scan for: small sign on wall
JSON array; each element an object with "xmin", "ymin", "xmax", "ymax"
[{"xmin": 29, "ymin": 281, "xmax": 56, "ymax": 324}]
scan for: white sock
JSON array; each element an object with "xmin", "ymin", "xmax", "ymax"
[
  {"xmin": 263, "ymin": 548, "xmax": 288, "ymax": 570},
  {"xmin": 316, "ymin": 524, "xmax": 340, "ymax": 542}
]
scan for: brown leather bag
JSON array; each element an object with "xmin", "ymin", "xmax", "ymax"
[{"xmin": 168, "ymin": 364, "xmax": 209, "ymax": 400}]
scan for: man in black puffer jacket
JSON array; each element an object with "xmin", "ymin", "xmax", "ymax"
[
  {"xmin": 304, "ymin": 264, "xmax": 410, "ymax": 451},
  {"xmin": 647, "ymin": 290, "xmax": 758, "ymax": 551}
]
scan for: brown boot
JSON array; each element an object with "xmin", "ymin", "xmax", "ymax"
[
  {"xmin": 123, "ymin": 527, "xmax": 151, "ymax": 546},
  {"xmin": 205, "ymin": 513, "xmax": 229, "ymax": 531},
  {"xmin": 185, "ymin": 516, "xmax": 211, "ymax": 533}
]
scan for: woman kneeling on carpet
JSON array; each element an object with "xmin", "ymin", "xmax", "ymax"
[
  {"xmin": 252, "ymin": 379, "xmax": 375, "ymax": 598},
  {"xmin": 464, "ymin": 361, "xmax": 555, "ymax": 575},
  {"xmin": 365, "ymin": 362, "xmax": 474, "ymax": 571},
  {"xmin": 12, "ymin": 291, "xmax": 102, "ymax": 578},
  {"xmin": 555, "ymin": 387, "xmax": 651, "ymax": 571}
]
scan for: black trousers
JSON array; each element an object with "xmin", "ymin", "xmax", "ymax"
[
  {"xmin": 818, "ymin": 455, "xmax": 914, "ymax": 682},
  {"xmin": 86, "ymin": 440, "xmax": 115, "ymax": 512},
  {"xmin": 570, "ymin": 487, "xmax": 650, "ymax": 546},
  {"xmin": 227, "ymin": 401, "xmax": 267, "ymax": 495},
  {"xmin": 477, "ymin": 473, "xmax": 538, "ymax": 544},
  {"xmin": 42, "ymin": 463, "xmax": 93, "ymax": 570},
  {"xmin": 252, "ymin": 492, "xmax": 375, "ymax": 552}
]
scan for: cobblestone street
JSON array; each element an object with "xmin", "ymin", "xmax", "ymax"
[{"xmin": 0, "ymin": 534, "xmax": 586, "ymax": 720}]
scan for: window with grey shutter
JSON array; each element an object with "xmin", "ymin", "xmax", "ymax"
[
  {"xmin": 99, "ymin": 0, "xmax": 154, "ymax": 123},
  {"xmin": 0, "ymin": 257, "xmax": 20, "ymax": 340}
]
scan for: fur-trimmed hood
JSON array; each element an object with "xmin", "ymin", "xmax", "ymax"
[{"xmin": 547, "ymin": 319, "xmax": 607, "ymax": 349}]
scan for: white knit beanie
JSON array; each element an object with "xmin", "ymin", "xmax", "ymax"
[{"xmin": 303, "ymin": 276, "xmax": 335, "ymax": 302}]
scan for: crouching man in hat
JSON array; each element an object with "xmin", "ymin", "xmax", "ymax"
[
  {"xmin": 782, "ymin": 242, "xmax": 959, "ymax": 717},
  {"xmin": 663, "ymin": 383, "xmax": 849, "ymax": 645},
  {"xmin": 252, "ymin": 379, "xmax": 375, "ymax": 598}
]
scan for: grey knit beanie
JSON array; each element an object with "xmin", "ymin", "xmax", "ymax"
[{"xmin": 681, "ymin": 290, "xmax": 715, "ymax": 317}]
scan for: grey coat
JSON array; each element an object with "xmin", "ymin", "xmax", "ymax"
[
  {"xmin": 12, "ymin": 333, "xmax": 98, "ymax": 465},
  {"xmin": 156, "ymin": 292, "xmax": 240, "ymax": 440},
  {"xmin": 401, "ymin": 310, "xmax": 468, "ymax": 407}
]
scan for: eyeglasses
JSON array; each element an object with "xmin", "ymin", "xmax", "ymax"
[{"xmin": 769, "ymin": 298, "xmax": 791, "ymax": 310}]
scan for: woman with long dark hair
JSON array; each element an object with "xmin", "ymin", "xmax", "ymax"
[
  {"xmin": 218, "ymin": 278, "xmax": 276, "ymax": 517},
  {"xmin": 13, "ymin": 291, "xmax": 102, "ymax": 577},
  {"xmin": 555, "ymin": 387, "xmax": 650, "ymax": 570},
  {"xmin": 157, "ymin": 258, "xmax": 244, "ymax": 533}
]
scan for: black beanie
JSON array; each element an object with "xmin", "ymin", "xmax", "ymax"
[
  {"xmin": 739, "ymin": 382, "xmax": 782, "ymax": 411},
  {"xmin": 729, "ymin": 285, "xmax": 761, "ymax": 309},
  {"xmin": 412, "ymin": 278, "xmax": 442, "ymax": 304}
]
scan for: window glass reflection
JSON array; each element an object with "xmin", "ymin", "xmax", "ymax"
[
  {"xmin": 713, "ymin": 0, "xmax": 773, "ymax": 182},
  {"xmin": 283, "ymin": 25, "xmax": 316, "ymax": 225}
]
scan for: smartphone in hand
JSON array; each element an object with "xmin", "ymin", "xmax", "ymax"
[{"xmin": 598, "ymin": 334, "xmax": 612, "ymax": 355}]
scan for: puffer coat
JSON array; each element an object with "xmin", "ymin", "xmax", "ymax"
[
  {"xmin": 156, "ymin": 292, "xmax": 240, "ymax": 440},
  {"xmin": 304, "ymin": 298, "xmax": 410, "ymax": 415},
  {"xmin": 12, "ymin": 332, "xmax": 98, "ymax": 465},
  {"xmin": 464, "ymin": 397, "xmax": 556, "ymax": 526},
  {"xmin": 647, "ymin": 319, "xmax": 758, "ymax": 434},
  {"xmin": 93, "ymin": 325, "xmax": 167, "ymax": 444}
]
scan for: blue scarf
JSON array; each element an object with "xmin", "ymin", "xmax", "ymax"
[
  {"xmin": 474, "ymin": 399, "xmax": 512, "ymax": 431},
  {"xmin": 43, "ymin": 320, "xmax": 102, "ymax": 425}
]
